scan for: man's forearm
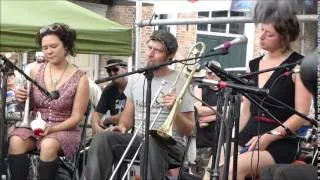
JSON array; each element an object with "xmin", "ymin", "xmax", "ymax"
[
  {"xmin": 109, "ymin": 114, "xmax": 121, "ymax": 124},
  {"xmin": 91, "ymin": 112, "xmax": 102, "ymax": 126},
  {"xmin": 174, "ymin": 112, "xmax": 195, "ymax": 135},
  {"xmin": 197, "ymin": 106, "xmax": 216, "ymax": 117}
]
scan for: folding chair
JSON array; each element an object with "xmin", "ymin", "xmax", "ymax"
[{"xmin": 7, "ymin": 102, "xmax": 91, "ymax": 180}]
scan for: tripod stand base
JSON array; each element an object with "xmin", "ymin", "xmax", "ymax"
[{"xmin": 150, "ymin": 130, "xmax": 176, "ymax": 145}]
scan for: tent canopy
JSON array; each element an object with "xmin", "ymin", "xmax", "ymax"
[{"xmin": 0, "ymin": 0, "xmax": 133, "ymax": 55}]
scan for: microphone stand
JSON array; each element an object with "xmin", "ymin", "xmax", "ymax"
[
  {"xmin": 0, "ymin": 55, "xmax": 58, "ymax": 178},
  {"xmin": 95, "ymin": 51, "xmax": 228, "ymax": 84},
  {"xmin": 95, "ymin": 51, "xmax": 227, "ymax": 180},
  {"xmin": 209, "ymin": 88, "xmax": 228, "ymax": 180},
  {"xmin": 207, "ymin": 62, "xmax": 317, "ymax": 126},
  {"xmin": 238, "ymin": 60, "xmax": 302, "ymax": 79},
  {"xmin": 0, "ymin": 66, "xmax": 9, "ymax": 179},
  {"xmin": 142, "ymin": 69, "xmax": 153, "ymax": 180},
  {"xmin": 221, "ymin": 89, "xmax": 241, "ymax": 180},
  {"xmin": 209, "ymin": 90, "xmax": 223, "ymax": 180},
  {"xmin": 0, "ymin": 55, "xmax": 56, "ymax": 99}
]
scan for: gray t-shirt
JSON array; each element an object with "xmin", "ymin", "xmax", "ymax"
[{"xmin": 124, "ymin": 71, "xmax": 195, "ymax": 146}]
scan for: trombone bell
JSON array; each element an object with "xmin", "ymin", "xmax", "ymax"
[{"xmin": 149, "ymin": 129, "xmax": 176, "ymax": 145}]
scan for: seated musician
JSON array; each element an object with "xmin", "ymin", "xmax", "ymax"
[
  {"xmin": 193, "ymin": 64, "xmax": 221, "ymax": 177},
  {"xmin": 85, "ymin": 30, "xmax": 195, "ymax": 180},
  {"xmin": 203, "ymin": 2, "xmax": 312, "ymax": 180},
  {"xmin": 91, "ymin": 59, "xmax": 128, "ymax": 136},
  {"xmin": 8, "ymin": 22, "xmax": 89, "ymax": 180},
  {"xmin": 260, "ymin": 47, "xmax": 318, "ymax": 180}
]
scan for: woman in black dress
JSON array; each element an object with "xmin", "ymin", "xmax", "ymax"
[
  {"xmin": 203, "ymin": 8, "xmax": 312, "ymax": 180},
  {"xmin": 232, "ymin": 15, "xmax": 311, "ymax": 180}
]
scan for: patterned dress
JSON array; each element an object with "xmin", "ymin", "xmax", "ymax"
[{"xmin": 10, "ymin": 63, "xmax": 86, "ymax": 157}]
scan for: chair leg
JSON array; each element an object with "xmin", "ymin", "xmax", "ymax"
[{"xmin": 29, "ymin": 154, "xmax": 40, "ymax": 180}]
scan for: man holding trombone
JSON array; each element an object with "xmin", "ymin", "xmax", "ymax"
[{"xmin": 85, "ymin": 30, "xmax": 195, "ymax": 180}]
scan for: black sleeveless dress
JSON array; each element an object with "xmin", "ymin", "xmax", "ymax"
[{"xmin": 238, "ymin": 52, "xmax": 304, "ymax": 163}]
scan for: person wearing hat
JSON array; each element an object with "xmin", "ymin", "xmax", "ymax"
[
  {"xmin": 91, "ymin": 59, "xmax": 128, "ymax": 136},
  {"xmin": 24, "ymin": 51, "xmax": 46, "ymax": 77},
  {"xmin": 86, "ymin": 30, "xmax": 195, "ymax": 180}
]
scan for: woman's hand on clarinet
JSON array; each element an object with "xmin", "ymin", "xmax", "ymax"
[
  {"xmin": 39, "ymin": 126, "xmax": 54, "ymax": 137},
  {"xmin": 15, "ymin": 86, "xmax": 28, "ymax": 102}
]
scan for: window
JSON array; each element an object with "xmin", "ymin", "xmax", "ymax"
[
  {"xmin": 158, "ymin": 14, "xmax": 170, "ymax": 31},
  {"xmin": 197, "ymin": 10, "xmax": 246, "ymax": 35},
  {"xmin": 210, "ymin": 11, "xmax": 228, "ymax": 33},
  {"xmin": 229, "ymin": 11, "xmax": 245, "ymax": 34},
  {"xmin": 197, "ymin": 11, "xmax": 209, "ymax": 31}
]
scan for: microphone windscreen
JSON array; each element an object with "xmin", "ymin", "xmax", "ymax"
[
  {"xmin": 300, "ymin": 51, "xmax": 318, "ymax": 96},
  {"xmin": 50, "ymin": 91, "xmax": 60, "ymax": 99}
]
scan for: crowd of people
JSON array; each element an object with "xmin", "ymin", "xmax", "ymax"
[{"xmin": 2, "ymin": 2, "xmax": 317, "ymax": 180}]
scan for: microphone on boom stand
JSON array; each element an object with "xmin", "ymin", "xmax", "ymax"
[{"xmin": 209, "ymin": 35, "xmax": 248, "ymax": 52}]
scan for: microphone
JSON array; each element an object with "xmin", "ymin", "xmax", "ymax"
[
  {"xmin": 284, "ymin": 50, "xmax": 318, "ymax": 96},
  {"xmin": 209, "ymin": 35, "xmax": 248, "ymax": 52},
  {"xmin": 283, "ymin": 66, "xmax": 300, "ymax": 76},
  {"xmin": 49, "ymin": 91, "xmax": 60, "ymax": 99},
  {"xmin": 194, "ymin": 78, "xmax": 269, "ymax": 96},
  {"xmin": 42, "ymin": 89, "xmax": 60, "ymax": 100},
  {"xmin": 0, "ymin": 54, "xmax": 60, "ymax": 100}
]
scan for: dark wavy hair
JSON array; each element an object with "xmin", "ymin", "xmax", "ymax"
[
  {"xmin": 35, "ymin": 22, "xmax": 77, "ymax": 57},
  {"xmin": 253, "ymin": 0, "xmax": 300, "ymax": 51},
  {"xmin": 272, "ymin": 16, "xmax": 300, "ymax": 51}
]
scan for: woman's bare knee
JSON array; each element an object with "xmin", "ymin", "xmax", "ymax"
[
  {"xmin": 8, "ymin": 136, "xmax": 35, "ymax": 154},
  {"xmin": 236, "ymin": 150, "xmax": 275, "ymax": 179},
  {"xmin": 39, "ymin": 138, "xmax": 61, "ymax": 161}
]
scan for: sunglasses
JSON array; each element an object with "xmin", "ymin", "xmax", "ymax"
[
  {"xmin": 39, "ymin": 24, "xmax": 63, "ymax": 35},
  {"xmin": 8, "ymin": 72, "xmax": 14, "ymax": 76},
  {"xmin": 107, "ymin": 67, "xmax": 120, "ymax": 74},
  {"xmin": 207, "ymin": 71, "xmax": 213, "ymax": 75}
]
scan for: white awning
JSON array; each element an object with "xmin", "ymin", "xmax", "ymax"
[{"xmin": 144, "ymin": 0, "xmax": 232, "ymax": 14}]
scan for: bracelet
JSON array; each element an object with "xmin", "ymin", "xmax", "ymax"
[{"xmin": 269, "ymin": 130, "xmax": 286, "ymax": 137}]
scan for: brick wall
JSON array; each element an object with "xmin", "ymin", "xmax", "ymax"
[
  {"xmin": 106, "ymin": 5, "xmax": 197, "ymax": 69},
  {"xmin": 318, "ymin": 1, "xmax": 320, "ymax": 52},
  {"xmin": 175, "ymin": 12, "xmax": 197, "ymax": 61},
  {"xmin": 104, "ymin": 4, "xmax": 154, "ymax": 69},
  {"xmin": 98, "ymin": 5, "xmax": 137, "ymax": 81},
  {"xmin": 138, "ymin": 6, "xmax": 156, "ymax": 67}
]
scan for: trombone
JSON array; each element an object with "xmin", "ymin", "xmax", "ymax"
[
  {"xmin": 150, "ymin": 41, "xmax": 206, "ymax": 145},
  {"xmin": 110, "ymin": 42, "xmax": 206, "ymax": 180},
  {"xmin": 109, "ymin": 80, "xmax": 168, "ymax": 180}
]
